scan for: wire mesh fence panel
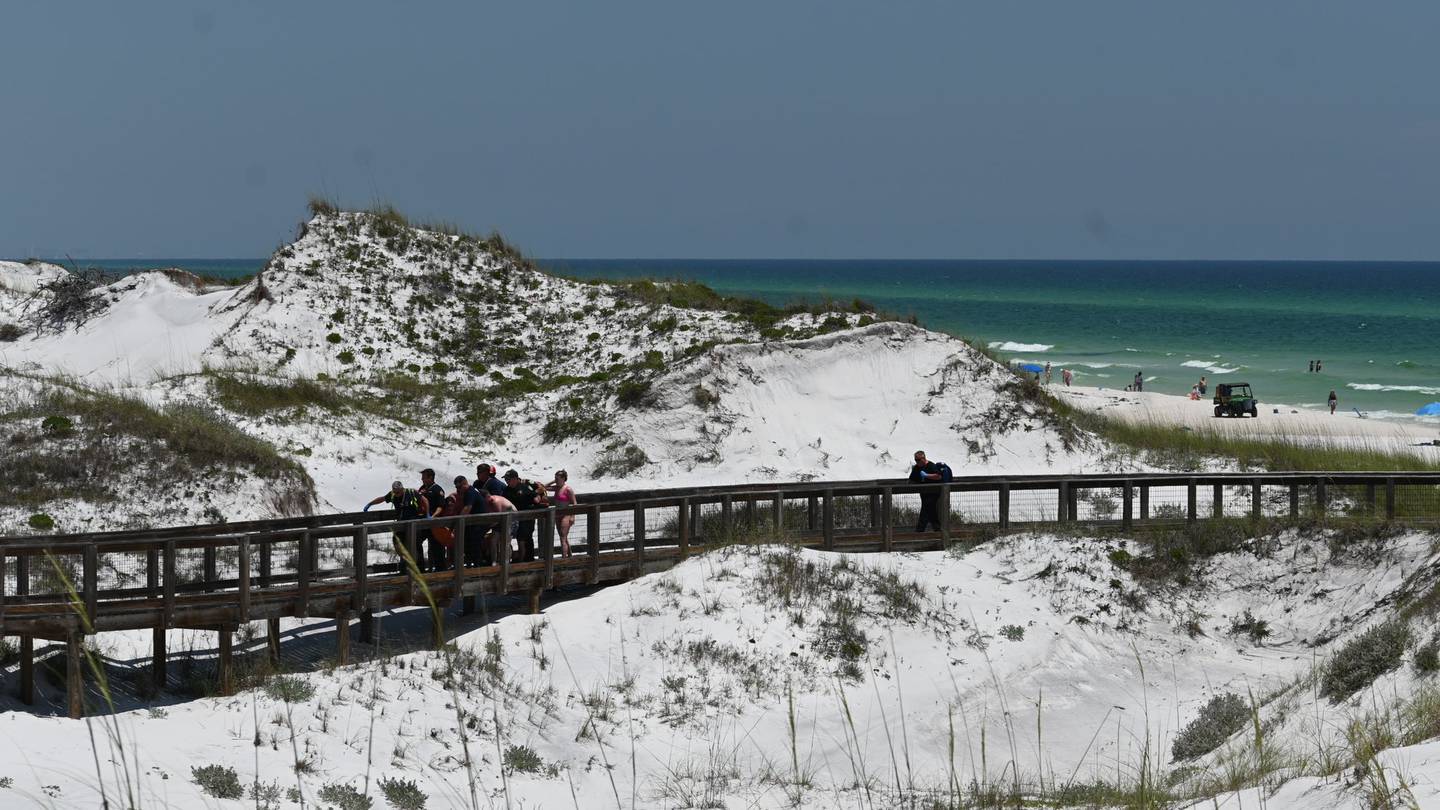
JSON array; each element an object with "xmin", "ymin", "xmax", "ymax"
[
  {"xmin": 596, "ymin": 508, "xmax": 636, "ymax": 550},
  {"xmin": 313, "ymin": 529, "xmax": 356, "ymax": 580},
  {"xmin": 954, "ymin": 489, "xmax": 1000, "ymax": 524},
  {"xmin": 644, "ymin": 504, "xmax": 682, "ymax": 546},
  {"xmin": 1074, "ymin": 487, "xmax": 1125, "ymax": 522},
  {"xmin": 266, "ymin": 536, "xmax": 305, "ymax": 584},
  {"xmin": 830, "ymin": 494, "xmax": 876, "ymax": 531},
  {"xmin": 1008, "ymin": 488, "xmax": 1059, "ymax": 524},
  {"xmin": 1395, "ymin": 484, "xmax": 1440, "ymax": 520},
  {"xmin": 97, "ymin": 549, "xmax": 150, "ymax": 594},
  {"xmin": 172, "ymin": 544, "xmax": 210, "ymax": 590},
  {"xmin": 1145, "ymin": 485, "xmax": 1189, "ymax": 520},
  {"xmin": 25, "ymin": 551, "xmax": 84, "ymax": 600}
]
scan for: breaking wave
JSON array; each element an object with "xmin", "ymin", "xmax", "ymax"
[
  {"xmin": 988, "ymin": 341, "xmax": 1053, "ymax": 352},
  {"xmin": 1347, "ymin": 383, "xmax": 1440, "ymax": 395}
]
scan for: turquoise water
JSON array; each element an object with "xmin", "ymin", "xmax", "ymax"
[
  {"xmin": 544, "ymin": 260, "xmax": 1440, "ymax": 421},
  {"xmin": 71, "ymin": 257, "xmax": 1440, "ymax": 420}
]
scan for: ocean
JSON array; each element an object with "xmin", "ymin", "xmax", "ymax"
[{"xmin": 70, "ymin": 257, "xmax": 1440, "ymax": 421}]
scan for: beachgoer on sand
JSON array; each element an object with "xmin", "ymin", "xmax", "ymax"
[
  {"xmin": 1062, "ymin": 368, "xmax": 1073, "ymax": 387},
  {"xmin": 1189, "ymin": 385, "xmax": 1200, "ymax": 400},
  {"xmin": 908, "ymin": 450, "xmax": 951, "ymax": 532},
  {"xmin": 1199, "ymin": 376, "xmax": 1207, "ymax": 396},
  {"xmin": 1133, "ymin": 371, "xmax": 1143, "ymax": 392},
  {"xmin": 1329, "ymin": 390, "xmax": 1338, "ymax": 414},
  {"xmin": 1044, "ymin": 361, "xmax": 1052, "ymax": 384},
  {"xmin": 548, "ymin": 470, "xmax": 578, "ymax": 557}
]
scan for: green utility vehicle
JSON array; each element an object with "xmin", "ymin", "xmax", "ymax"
[{"xmin": 1213, "ymin": 382, "xmax": 1259, "ymax": 418}]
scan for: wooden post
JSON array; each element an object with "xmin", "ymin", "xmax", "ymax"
[
  {"xmin": 1213, "ymin": 483, "xmax": 1224, "ymax": 519},
  {"xmin": 678, "ymin": 497, "xmax": 692, "ymax": 559},
  {"xmin": 1251, "ymin": 478, "xmax": 1263, "ymax": 521},
  {"xmin": 586, "ymin": 506, "xmax": 601, "ymax": 585},
  {"xmin": 1057, "ymin": 481, "xmax": 1069, "ymax": 524},
  {"xmin": 822, "ymin": 490, "xmax": 836, "ymax": 550},
  {"xmin": 881, "ymin": 487, "xmax": 893, "ymax": 552},
  {"xmin": 1068, "ymin": 486, "xmax": 1080, "ymax": 522},
  {"xmin": 1122, "ymin": 482, "xmax": 1133, "ymax": 530},
  {"xmin": 146, "ymin": 548, "xmax": 160, "ymax": 596},
  {"xmin": 1385, "ymin": 478, "xmax": 1396, "ymax": 521},
  {"xmin": 237, "ymin": 538, "xmax": 251, "ymax": 622},
  {"xmin": 998, "ymin": 481, "xmax": 1010, "ymax": 530},
  {"xmin": 83, "ymin": 545, "xmax": 98, "ymax": 629},
  {"xmin": 163, "ymin": 540, "xmax": 177, "ymax": 627},
  {"xmin": 217, "ymin": 626, "xmax": 234, "ymax": 696},
  {"xmin": 939, "ymin": 484, "xmax": 952, "ymax": 545},
  {"xmin": 203, "ymin": 545, "xmax": 217, "ymax": 592},
  {"xmin": 869, "ymin": 493, "xmax": 881, "ymax": 530},
  {"xmin": 633, "ymin": 504, "xmax": 647, "ymax": 578},
  {"xmin": 527, "ymin": 588, "xmax": 541, "ymax": 615},
  {"xmin": 499, "ymin": 513, "xmax": 514, "ymax": 593},
  {"xmin": 259, "ymin": 538, "xmax": 272, "ymax": 589},
  {"xmin": 267, "ymin": 617, "xmax": 281, "ymax": 668},
  {"xmin": 359, "ymin": 610, "xmax": 374, "ymax": 645},
  {"xmin": 745, "ymin": 496, "xmax": 757, "ymax": 530},
  {"xmin": 540, "ymin": 508, "xmax": 556, "ymax": 589},
  {"xmin": 452, "ymin": 515, "xmax": 466, "ymax": 604},
  {"xmin": 66, "ymin": 631, "xmax": 84, "ymax": 719},
  {"xmin": 352, "ymin": 527, "xmax": 368, "ymax": 612},
  {"xmin": 335, "ymin": 608, "xmax": 350, "ymax": 666},
  {"xmin": 807, "ymin": 496, "xmax": 819, "ymax": 532},
  {"xmin": 690, "ymin": 501, "xmax": 702, "ymax": 543},
  {"xmin": 1187, "ymin": 479, "xmax": 1197, "ymax": 524},
  {"xmin": 152, "ymin": 625, "xmax": 167, "ymax": 690},
  {"xmin": 19, "ymin": 635, "xmax": 34, "ymax": 705},
  {"xmin": 772, "ymin": 493, "xmax": 783, "ymax": 534},
  {"xmin": 296, "ymin": 531, "xmax": 312, "ymax": 618},
  {"xmin": 1316, "ymin": 477, "xmax": 1328, "ymax": 518},
  {"xmin": 1289, "ymin": 483, "xmax": 1300, "ymax": 519},
  {"xmin": 1140, "ymin": 485, "xmax": 1149, "ymax": 521}
]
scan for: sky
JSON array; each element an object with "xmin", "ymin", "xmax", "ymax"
[{"xmin": 2, "ymin": 2, "xmax": 1438, "ymax": 260}]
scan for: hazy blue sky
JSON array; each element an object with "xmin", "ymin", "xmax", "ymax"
[{"xmin": 3, "ymin": 2, "xmax": 1438, "ymax": 259}]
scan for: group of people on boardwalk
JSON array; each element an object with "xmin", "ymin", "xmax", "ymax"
[{"xmin": 365, "ymin": 464, "xmax": 578, "ymax": 572}]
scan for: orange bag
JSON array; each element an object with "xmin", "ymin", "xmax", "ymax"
[{"xmin": 431, "ymin": 525, "xmax": 455, "ymax": 548}]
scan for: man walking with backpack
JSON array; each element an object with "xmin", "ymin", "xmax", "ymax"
[{"xmin": 908, "ymin": 450, "xmax": 951, "ymax": 532}]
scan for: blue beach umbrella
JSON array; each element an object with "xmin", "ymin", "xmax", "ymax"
[
  {"xmin": 1417, "ymin": 402, "xmax": 1440, "ymax": 416},
  {"xmin": 1018, "ymin": 363, "xmax": 1045, "ymax": 373}
]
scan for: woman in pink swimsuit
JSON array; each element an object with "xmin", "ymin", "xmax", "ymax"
[{"xmin": 548, "ymin": 469, "xmax": 577, "ymax": 556}]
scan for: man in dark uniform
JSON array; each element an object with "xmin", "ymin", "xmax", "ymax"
[
  {"xmin": 908, "ymin": 450, "xmax": 943, "ymax": 532},
  {"xmin": 363, "ymin": 481, "xmax": 431, "ymax": 563},
  {"xmin": 417, "ymin": 468, "xmax": 447, "ymax": 571},
  {"xmin": 503, "ymin": 469, "xmax": 546, "ymax": 562}
]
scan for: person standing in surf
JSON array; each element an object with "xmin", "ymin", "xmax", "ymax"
[{"xmin": 1133, "ymin": 371, "xmax": 1144, "ymax": 392}]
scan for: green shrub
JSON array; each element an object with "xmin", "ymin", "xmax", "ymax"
[
  {"xmin": 1171, "ymin": 692, "xmax": 1250, "ymax": 761},
  {"xmin": 592, "ymin": 441, "xmax": 648, "ymax": 478},
  {"xmin": 326, "ymin": 332, "xmax": 342, "ymax": 344},
  {"xmin": 649, "ymin": 314, "xmax": 678, "ymax": 334},
  {"xmin": 27, "ymin": 513, "xmax": 55, "ymax": 531},
  {"xmin": 191, "ymin": 764, "xmax": 243, "ymax": 799},
  {"xmin": 999, "ymin": 624, "xmax": 1025, "ymax": 641},
  {"xmin": 211, "ymin": 373, "xmax": 347, "ymax": 415},
  {"xmin": 263, "ymin": 675, "xmax": 315, "ymax": 703},
  {"xmin": 1228, "ymin": 610, "xmax": 1270, "ymax": 644},
  {"xmin": 1415, "ymin": 639, "xmax": 1439, "ymax": 676},
  {"xmin": 317, "ymin": 782, "xmax": 372, "ymax": 810},
  {"xmin": 378, "ymin": 775, "xmax": 426, "ymax": 810},
  {"xmin": 503, "ymin": 744, "xmax": 544, "ymax": 774},
  {"xmin": 615, "ymin": 378, "xmax": 652, "ymax": 408},
  {"xmin": 338, "ymin": 350, "xmax": 356, "ymax": 364},
  {"xmin": 40, "ymin": 415, "xmax": 74, "ymax": 437},
  {"xmin": 0, "ymin": 323, "xmax": 24, "ymax": 341},
  {"xmin": 692, "ymin": 385, "xmax": 720, "ymax": 409},
  {"xmin": 1322, "ymin": 619, "xmax": 1413, "ymax": 701}
]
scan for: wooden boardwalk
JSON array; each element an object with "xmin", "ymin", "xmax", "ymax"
[{"xmin": 2, "ymin": 471, "xmax": 1437, "ymax": 717}]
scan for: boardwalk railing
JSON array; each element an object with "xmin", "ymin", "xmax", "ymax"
[{"xmin": 3, "ymin": 471, "xmax": 1438, "ymax": 716}]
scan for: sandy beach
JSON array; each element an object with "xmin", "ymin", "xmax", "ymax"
[{"xmin": 1055, "ymin": 383, "xmax": 1440, "ymax": 454}]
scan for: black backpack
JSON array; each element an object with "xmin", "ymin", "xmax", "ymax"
[{"xmin": 933, "ymin": 462, "xmax": 954, "ymax": 483}]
